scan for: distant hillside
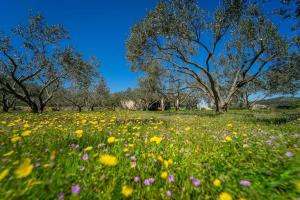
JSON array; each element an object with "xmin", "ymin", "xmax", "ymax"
[{"xmin": 257, "ymin": 97, "xmax": 300, "ymax": 109}]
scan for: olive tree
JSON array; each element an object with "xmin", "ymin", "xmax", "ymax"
[
  {"xmin": 127, "ymin": 0, "xmax": 288, "ymax": 112},
  {"xmin": 0, "ymin": 14, "xmax": 98, "ymax": 113}
]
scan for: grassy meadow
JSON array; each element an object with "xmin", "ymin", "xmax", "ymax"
[{"xmin": 0, "ymin": 109, "xmax": 299, "ymax": 199}]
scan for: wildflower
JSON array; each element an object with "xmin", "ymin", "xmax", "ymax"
[
  {"xmin": 227, "ymin": 123, "xmax": 233, "ymax": 128},
  {"xmin": 219, "ymin": 192, "xmax": 232, "ymax": 200},
  {"xmin": 168, "ymin": 175, "xmax": 175, "ymax": 183},
  {"xmin": 286, "ymin": 151, "xmax": 293, "ymax": 157},
  {"xmin": 122, "ymin": 185, "xmax": 133, "ymax": 197},
  {"xmin": 213, "ymin": 179, "xmax": 221, "ymax": 187},
  {"xmin": 98, "ymin": 154, "xmax": 118, "ymax": 166},
  {"xmin": 240, "ymin": 180, "xmax": 251, "ymax": 187},
  {"xmin": 161, "ymin": 171, "xmax": 168, "ymax": 179},
  {"xmin": 130, "ymin": 156, "xmax": 136, "ymax": 161},
  {"xmin": 84, "ymin": 146, "xmax": 93, "ymax": 151},
  {"xmin": 58, "ymin": 193, "xmax": 64, "ymax": 199},
  {"xmin": 15, "ymin": 158, "xmax": 33, "ymax": 178},
  {"xmin": 185, "ymin": 127, "xmax": 191, "ymax": 131},
  {"xmin": 21, "ymin": 130, "xmax": 31, "ymax": 137},
  {"xmin": 3, "ymin": 150, "xmax": 14, "ymax": 157},
  {"xmin": 71, "ymin": 184, "xmax": 80, "ymax": 195},
  {"xmin": 190, "ymin": 176, "xmax": 200, "ymax": 187},
  {"xmin": 144, "ymin": 178, "xmax": 155, "ymax": 186},
  {"xmin": 11, "ymin": 135, "xmax": 21, "ymax": 143},
  {"xmin": 133, "ymin": 176, "xmax": 140, "ymax": 182},
  {"xmin": 130, "ymin": 161, "xmax": 137, "ymax": 168},
  {"xmin": 82, "ymin": 154, "xmax": 89, "ymax": 161},
  {"xmin": 166, "ymin": 190, "xmax": 172, "ymax": 197},
  {"xmin": 225, "ymin": 136, "xmax": 232, "ymax": 142},
  {"xmin": 0, "ymin": 169, "xmax": 9, "ymax": 181},
  {"xmin": 75, "ymin": 130, "xmax": 83, "ymax": 138},
  {"xmin": 150, "ymin": 136, "xmax": 163, "ymax": 144},
  {"xmin": 107, "ymin": 136, "xmax": 117, "ymax": 144}
]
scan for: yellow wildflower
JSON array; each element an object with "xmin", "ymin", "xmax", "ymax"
[
  {"xmin": 227, "ymin": 124, "xmax": 233, "ymax": 128},
  {"xmin": 11, "ymin": 135, "xmax": 21, "ymax": 143},
  {"xmin": 150, "ymin": 136, "xmax": 163, "ymax": 144},
  {"xmin": 84, "ymin": 146, "xmax": 93, "ymax": 151},
  {"xmin": 161, "ymin": 171, "xmax": 168, "ymax": 179},
  {"xmin": 122, "ymin": 185, "xmax": 133, "ymax": 197},
  {"xmin": 21, "ymin": 130, "xmax": 32, "ymax": 137},
  {"xmin": 99, "ymin": 154, "xmax": 118, "ymax": 166},
  {"xmin": 75, "ymin": 130, "xmax": 83, "ymax": 138},
  {"xmin": 225, "ymin": 136, "xmax": 232, "ymax": 142},
  {"xmin": 15, "ymin": 158, "xmax": 33, "ymax": 178},
  {"xmin": 3, "ymin": 150, "xmax": 14, "ymax": 157},
  {"xmin": 0, "ymin": 169, "xmax": 9, "ymax": 181},
  {"xmin": 219, "ymin": 192, "xmax": 232, "ymax": 200},
  {"xmin": 185, "ymin": 127, "xmax": 191, "ymax": 131},
  {"xmin": 213, "ymin": 179, "xmax": 221, "ymax": 187},
  {"xmin": 107, "ymin": 136, "xmax": 117, "ymax": 144}
]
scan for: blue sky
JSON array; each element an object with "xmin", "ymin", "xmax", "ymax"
[
  {"xmin": 0, "ymin": 0, "xmax": 219, "ymax": 92},
  {"xmin": 0, "ymin": 0, "xmax": 293, "ymax": 93}
]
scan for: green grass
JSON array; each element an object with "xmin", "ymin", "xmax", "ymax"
[{"xmin": 0, "ymin": 110, "xmax": 299, "ymax": 199}]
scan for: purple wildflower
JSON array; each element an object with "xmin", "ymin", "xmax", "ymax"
[
  {"xmin": 71, "ymin": 185, "xmax": 80, "ymax": 195},
  {"xmin": 58, "ymin": 193, "xmax": 64, "ymax": 199},
  {"xmin": 35, "ymin": 162, "xmax": 41, "ymax": 167},
  {"xmin": 133, "ymin": 176, "xmax": 140, "ymax": 182},
  {"xmin": 130, "ymin": 156, "xmax": 136, "ymax": 161},
  {"xmin": 240, "ymin": 180, "xmax": 251, "ymax": 187},
  {"xmin": 144, "ymin": 178, "xmax": 155, "ymax": 186},
  {"xmin": 168, "ymin": 175, "xmax": 175, "ymax": 183},
  {"xmin": 82, "ymin": 154, "xmax": 89, "ymax": 160},
  {"xmin": 286, "ymin": 151, "xmax": 293, "ymax": 157},
  {"xmin": 166, "ymin": 190, "xmax": 172, "ymax": 197},
  {"xmin": 190, "ymin": 176, "xmax": 200, "ymax": 187}
]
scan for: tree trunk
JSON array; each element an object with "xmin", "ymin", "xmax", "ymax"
[
  {"xmin": 78, "ymin": 106, "xmax": 82, "ymax": 112},
  {"xmin": 161, "ymin": 98, "xmax": 165, "ymax": 111},
  {"xmin": 90, "ymin": 106, "xmax": 94, "ymax": 111},
  {"xmin": 2, "ymin": 93, "xmax": 9, "ymax": 112},
  {"xmin": 175, "ymin": 98, "xmax": 179, "ymax": 111},
  {"xmin": 30, "ymin": 103, "xmax": 39, "ymax": 113}
]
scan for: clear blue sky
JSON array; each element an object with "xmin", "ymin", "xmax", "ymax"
[
  {"xmin": 0, "ymin": 0, "xmax": 218, "ymax": 92},
  {"xmin": 0, "ymin": 0, "xmax": 290, "ymax": 92}
]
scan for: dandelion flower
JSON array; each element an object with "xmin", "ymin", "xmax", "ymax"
[
  {"xmin": 15, "ymin": 158, "xmax": 33, "ymax": 178},
  {"xmin": 219, "ymin": 192, "xmax": 232, "ymax": 200},
  {"xmin": 122, "ymin": 185, "xmax": 133, "ymax": 197},
  {"xmin": 107, "ymin": 136, "xmax": 117, "ymax": 144},
  {"xmin": 213, "ymin": 179, "xmax": 221, "ymax": 187},
  {"xmin": 161, "ymin": 171, "xmax": 168, "ymax": 179},
  {"xmin": 98, "ymin": 154, "xmax": 118, "ymax": 166},
  {"xmin": 0, "ymin": 169, "xmax": 9, "ymax": 181},
  {"xmin": 21, "ymin": 130, "xmax": 31, "ymax": 137},
  {"xmin": 150, "ymin": 136, "xmax": 163, "ymax": 144},
  {"xmin": 225, "ymin": 136, "xmax": 232, "ymax": 142},
  {"xmin": 75, "ymin": 130, "xmax": 83, "ymax": 138}
]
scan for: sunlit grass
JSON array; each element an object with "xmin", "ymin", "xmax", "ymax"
[{"xmin": 0, "ymin": 110, "xmax": 299, "ymax": 199}]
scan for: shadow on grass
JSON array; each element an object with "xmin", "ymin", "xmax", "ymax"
[
  {"xmin": 154, "ymin": 110, "xmax": 221, "ymax": 117},
  {"xmin": 250, "ymin": 113, "xmax": 299, "ymax": 125}
]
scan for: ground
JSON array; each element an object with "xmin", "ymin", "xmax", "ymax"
[{"xmin": 0, "ymin": 109, "xmax": 299, "ymax": 199}]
